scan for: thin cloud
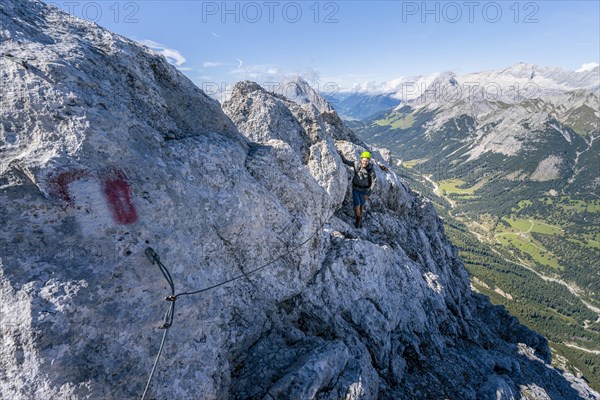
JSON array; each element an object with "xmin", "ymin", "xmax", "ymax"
[
  {"xmin": 139, "ymin": 39, "xmax": 186, "ymax": 67},
  {"xmin": 230, "ymin": 62, "xmax": 280, "ymax": 80},
  {"xmin": 211, "ymin": 32, "xmax": 220, "ymax": 38},
  {"xmin": 230, "ymin": 63, "xmax": 321, "ymax": 85},
  {"xmin": 203, "ymin": 61, "xmax": 226, "ymax": 68}
]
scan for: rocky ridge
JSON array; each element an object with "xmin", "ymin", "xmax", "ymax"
[{"xmin": 0, "ymin": 1, "xmax": 599, "ymax": 399}]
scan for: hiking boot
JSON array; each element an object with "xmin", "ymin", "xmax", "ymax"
[{"xmin": 355, "ymin": 216, "xmax": 361, "ymax": 228}]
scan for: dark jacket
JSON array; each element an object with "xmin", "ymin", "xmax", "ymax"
[{"xmin": 341, "ymin": 155, "xmax": 377, "ymax": 195}]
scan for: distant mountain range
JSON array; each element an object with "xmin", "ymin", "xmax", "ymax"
[
  {"xmin": 330, "ymin": 63, "xmax": 599, "ymax": 195},
  {"xmin": 326, "ymin": 62, "xmax": 599, "ymax": 121}
]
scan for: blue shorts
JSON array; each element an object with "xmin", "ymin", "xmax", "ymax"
[{"xmin": 352, "ymin": 188, "xmax": 369, "ymax": 206}]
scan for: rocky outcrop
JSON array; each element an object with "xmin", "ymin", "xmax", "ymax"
[
  {"xmin": 0, "ymin": 1, "xmax": 598, "ymax": 399},
  {"xmin": 278, "ymin": 77, "xmax": 335, "ymax": 114}
]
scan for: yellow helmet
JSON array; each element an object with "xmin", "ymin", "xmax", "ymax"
[{"xmin": 360, "ymin": 151, "xmax": 371, "ymax": 159}]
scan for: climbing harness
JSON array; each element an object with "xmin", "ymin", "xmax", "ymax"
[{"xmin": 139, "ymin": 212, "xmax": 333, "ymax": 400}]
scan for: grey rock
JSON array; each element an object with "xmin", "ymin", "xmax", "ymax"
[
  {"xmin": 277, "ymin": 76, "xmax": 334, "ymax": 114},
  {"xmin": 263, "ymin": 340, "xmax": 349, "ymax": 400},
  {"xmin": 477, "ymin": 374, "xmax": 518, "ymax": 400},
  {"xmin": 0, "ymin": 1, "xmax": 599, "ymax": 400}
]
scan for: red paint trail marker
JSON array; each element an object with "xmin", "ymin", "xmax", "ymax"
[
  {"xmin": 47, "ymin": 169, "xmax": 90, "ymax": 204},
  {"xmin": 103, "ymin": 170, "xmax": 138, "ymax": 225}
]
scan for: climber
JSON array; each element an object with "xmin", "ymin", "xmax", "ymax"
[{"xmin": 339, "ymin": 150, "xmax": 378, "ymax": 228}]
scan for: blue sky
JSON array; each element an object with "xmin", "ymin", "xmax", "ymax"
[{"xmin": 46, "ymin": 0, "xmax": 600, "ymax": 92}]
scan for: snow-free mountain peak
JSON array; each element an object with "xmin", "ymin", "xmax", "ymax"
[{"xmin": 279, "ymin": 75, "xmax": 335, "ymax": 113}]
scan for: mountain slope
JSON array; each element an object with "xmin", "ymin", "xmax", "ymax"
[
  {"xmin": 352, "ymin": 63, "xmax": 600, "ymax": 390},
  {"xmin": 0, "ymin": 1, "xmax": 598, "ymax": 399}
]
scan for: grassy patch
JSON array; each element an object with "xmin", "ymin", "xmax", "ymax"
[
  {"xmin": 505, "ymin": 217, "xmax": 534, "ymax": 233},
  {"xmin": 449, "ymin": 194, "xmax": 480, "ymax": 200},
  {"xmin": 497, "ymin": 216, "xmax": 563, "ymax": 270},
  {"xmin": 373, "ymin": 112, "xmax": 415, "ymax": 129},
  {"xmin": 496, "ymin": 217, "xmax": 564, "ymax": 271},
  {"xmin": 553, "ymin": 196, "xmax": 600, "ymax": 212},
  {"xmin": 401, "ymin": 158, "xmax": 428, "ymax": 169},
  {"xmin": 438, "ymin": 178, "xmax": 489, "ymax": 197},
  {"xmin": 439, "ymin": 178, "xmax": 474, "ymax": 195},
  {"xmin": 585, "ymin": 239, "xmax": 600, "ymax": 249},
  {"xmin": 512, "ymin": 199, "xmax": 534, "ymax": 213},
  {"xmin": 559, "ymin": 200, "xmax": 590, "ymax": 212},
  {"xmin": 542, "ymin": 197, "xmax": 554, "ymax": 205},
  {"xmin": 502, "ymin": 216, "xmax": 563, "ymax": 235},
  {"xmin": 495, "ymin": 232, "xmax": 562, "ymax": 270}
]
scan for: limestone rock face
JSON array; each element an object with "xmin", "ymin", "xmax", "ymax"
[
  {"xmin": 1, "ymin": 1, "xmax": 599, "ymax": 400},
  {"xmin": 278, "ymin": 77, "xmax": 335, "ymax": 114}
]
